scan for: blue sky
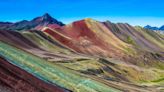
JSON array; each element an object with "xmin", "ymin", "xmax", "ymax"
[{"xmin": 0, "ymin": 0, "xmax": 164, "ymax": 26}]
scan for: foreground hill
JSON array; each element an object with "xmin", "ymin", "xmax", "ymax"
[{"xmin": 0, "ymin": 14, "xmax": 164, "ymax": 92}]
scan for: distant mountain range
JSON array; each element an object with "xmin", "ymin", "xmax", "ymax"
[
  {"xmin": 0, "ymin": 13, "xmax": 64, "ymax": 31},
  {"xmin": 144, "ymin": 25, "xmax": 164, "ymax": 31},
  {"xmin": 0, "ymin": 13, "xmax": 164, "ymax": 32}
]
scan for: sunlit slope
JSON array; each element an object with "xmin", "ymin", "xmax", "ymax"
[
  {"xmin": 0, "ymin": 41, "xmax": 121, "ymax": 92},
  {"xmin": 135, "ymin": 26, "xmax": 164, "ymax": 50},
  {"xmin": 0, "ymin": 18, "xmax": 163, "ymax": 92},
  {"xmin": 56, "ymin": 58, "xmax": 164, "ymax": 91},
  {"xmin": 103, "ymin": 21, "xmax": 164, "ymax": 52},
  {"xmin": 0, "ymin": 30, "xmax": 86, "ymax": 62},
  {"xmin": 43, "ymin": 19, "xmax": 135, "ymax": 59},
  {"xmin": 22, "ymin": 31, "xmax": 71, "ymax": 54},
  {"xmin": 0, "ymin": 38, "xmax": 163, "ymax": 91}
]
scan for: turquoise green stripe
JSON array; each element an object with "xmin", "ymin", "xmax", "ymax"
[{"xmin": 0, "ymin": 41, "xmax": 121, "ymax": 92}]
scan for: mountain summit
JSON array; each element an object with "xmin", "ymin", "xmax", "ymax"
[
  {"xmin": 32, "ymin": 13, "xmax": 64, "ymax": 26},
  {"xmin": 42, "ymin": 13, "xmax": 52, "ymax": 19},
  {"xmin": 144, "ymin": 25, "xmax": 164, "ymax": 31},
  {"xmin": 0, "ymin": 13, "xmax": 64, "ymax": 31},
  {"xmin": 144, "ymin": 25, "xmax": 159, "ymax": 30},
  {"xmin": 42, "ymin": 13, "xmax": 54, "ymax": 20}
]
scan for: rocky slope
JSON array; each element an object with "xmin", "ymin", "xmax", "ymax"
[{"xmin": 0, "ymin": 14, "xmax": 163, "ymax": 92}]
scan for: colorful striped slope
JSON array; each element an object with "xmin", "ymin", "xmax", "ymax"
[{"xmin": 0, "ymin": 17, "xmax": 164, "ymax": 92}]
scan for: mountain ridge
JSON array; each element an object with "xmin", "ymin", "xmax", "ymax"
[
  {"xmin": 144, "ymin": 25, "xmax": 164, "ymax": 31},
  {"xmin": 0, "ymin": 13, "xmax": 64, "ymax": 31},
  {"xmin": 0, "ymin": 13, "xmax": 164, "ymax": 92}
]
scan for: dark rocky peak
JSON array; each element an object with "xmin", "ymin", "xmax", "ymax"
[{"xmin": 32, "ymin": 13, "xmax": 64, "ymax": 26}]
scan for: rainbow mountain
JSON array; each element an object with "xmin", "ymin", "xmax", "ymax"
[{"xmin": 0, "ymin": 13, "xmax": 164, "ymax": 92}]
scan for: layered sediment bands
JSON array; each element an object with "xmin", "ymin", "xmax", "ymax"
[
  {"xmin": 0, "ymin": 41, "xmax": 121, "ymax": 92},
  {"xmin": 41, "ymin": 19, "xmax": 164, "ymax": 66},
  {"xmin": 22, "ymin": 31, "xmax": 72, "ymax": 54},
  {"xmin": 0, "ymin": 81, "xmax": 12, "ymax": 92},
  {"xmin": 56, "ymin": 57, "xmax": 164, "ymax": 92},
  {"xmin": 43, "ymin": 27, "xmax": 79, "ymax": 52},
  {"xmin": 0, "ymin": 16, "xmax": 164, "ymax": 92},
  {"xmin": 45, "ymin": 19, "xmax": 133, "ymax": 59},
  {"xmin": 103, "ymin": 21, "xmax": 164, "ymax": 52},
  {"xmin": 0, "ymin": 57, "xmax": 68, "ymax": 92},
  {"xmin": 0, "ymin": 30, "xmax": 76, "ymax": 62},
  {"xmin": 32, "ymin": 30, "xmax": 67, "ymax": 49},
  {"xmin": 0, "ymin": 31, "xmax": 40, "ymax": 49}
]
